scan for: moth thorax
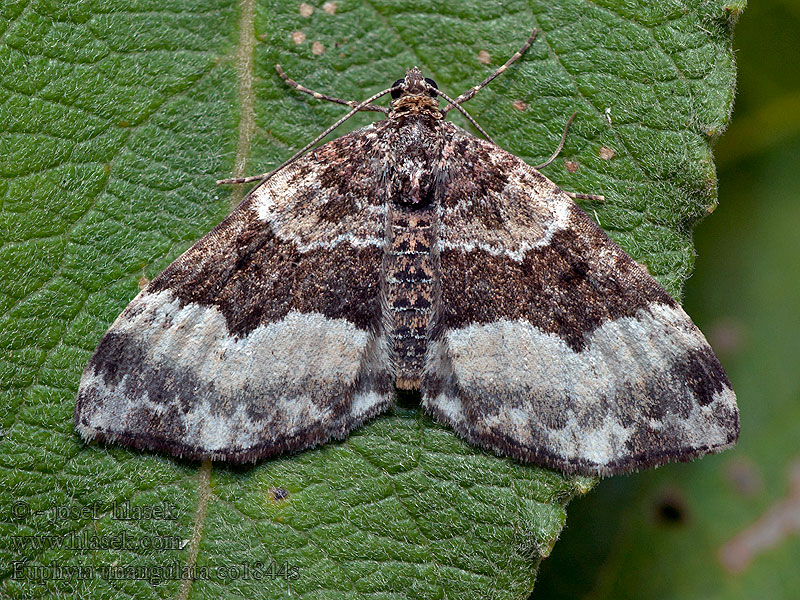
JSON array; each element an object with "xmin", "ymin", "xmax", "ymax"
[
  {"xmin": 383, "ymin": 205, "xmax": 438, "ymax": 390},
  {"xmin": 390, "ymin": 95, "xmax": 443, "ymax": 117},
  {"xmin": 388, "ymin": 165, "xmax": 437, "ymax": 208}
]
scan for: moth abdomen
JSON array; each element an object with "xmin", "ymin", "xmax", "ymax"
[{"xmin": 384, "ymin": 204, "xmax": 439, "ymax": 390}]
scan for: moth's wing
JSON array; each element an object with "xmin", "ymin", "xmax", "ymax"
[
  {"xmin": 423, "ymin": 125, "xmax": 738, "ymax": 476},
  {"xmin": 75, "ymin": 124, "xmax": 393, "ymax": 463}
]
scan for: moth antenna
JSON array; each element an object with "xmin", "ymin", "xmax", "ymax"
[
  {"xmin": 533, "ymin": 111, "xmax": 577, "ymax": 169},
  {"xmin": 217, "ymin": 85, "xmax": 399, "ymax": 187},
  {"xmin": 434, "ymin": 87, "xmax": 495, "ymax": 144},
  {"xmin": 442, "ymin": 28, "xmax": 538, "ymax": 115},
  {"xmin": 275, "ymin": 65, "xmax": 389, "ymax": 114}
]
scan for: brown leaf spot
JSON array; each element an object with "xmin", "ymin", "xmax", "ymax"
[
  {"xmin": 636, "ymin": 259, "xmax": 653, "ymax": 275},
  {"xmin": 291, "ymin": 31, "xmax": 306, "ymax": 44},
  {"xmin": 599, "ymin": 146, "xmax": 616, "ymax": 160},
  {"xmin": 312, "ymin": 41, "xmax": 325, "ymax": 56},
  {"xmin": 512, "ymin": 99, "xmax": 527, "ymax": 111},
  {"xmin": 477, "ymin": 50, "xmax": 491, "ymax": 65},
  {"xmin": 564, "ymin": 160, "xmax": 579, "ymax": 173},
  {"xmin": 323, "ymin": 1, "xmax": 337, "ymax": 13},
  {"xmin": 299, "ymin": 2, "xmax": 313, "ymax": 17}
]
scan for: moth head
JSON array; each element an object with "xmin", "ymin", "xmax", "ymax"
[
  {"xmin": 389, "ymin": 67, "xmax": 441, "ymax": 116},
  {"xmin": 391, "ymin": 67, "xmax": 438, "ymax": 100}
]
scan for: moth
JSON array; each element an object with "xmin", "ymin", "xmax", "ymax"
[{"xmin": 75, "ymin": 30, "xmax": 738, "ymax": 476}]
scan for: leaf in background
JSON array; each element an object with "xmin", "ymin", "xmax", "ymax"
[
  {"xmin": 537, "ymin": 1, "xmax": 800, "ymax": 598},
  {"xmin": 0, "ymin": 0, "xmax": 739, "ymax": 598}
]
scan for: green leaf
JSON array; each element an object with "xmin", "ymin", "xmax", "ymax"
[{"xmin": 0, "ymin": 1, "xmax": 739, "ymax": 599}]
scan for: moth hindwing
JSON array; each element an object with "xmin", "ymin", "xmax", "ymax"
[{"xmin": 75, "ymin": 32, "xmax": 738, "ymax": 476}]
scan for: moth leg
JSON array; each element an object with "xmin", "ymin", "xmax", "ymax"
[
  {"xmin": 532, "ymin": 112, "xmax": 605, "ymax": 201},
  {"xmin": 442, "ymin": 28, "xmax": 538, "ymax": 115},
  {"xmin": 218, "ymin": 84, "xmax": 397, "ymax": 186},
  {"xmin": 533, "ymin": 112, "xmax": 576, "ymax": 169},
  {"xmin": 275, "ymin": 65, "xmax": 389, "ymax": 114},
  {"xmin": 566, "ymin": 191, "xmax": 605, "ymax": 201}
]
